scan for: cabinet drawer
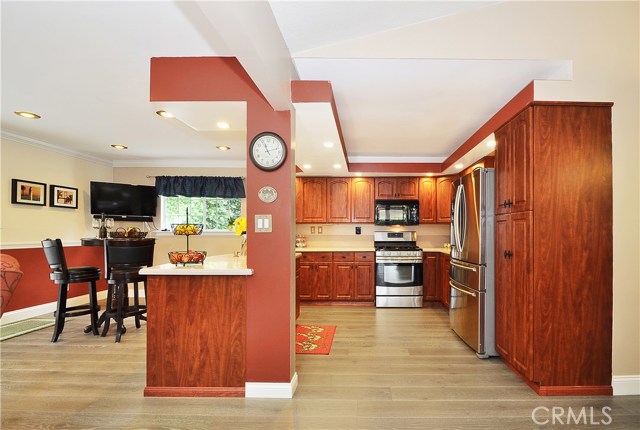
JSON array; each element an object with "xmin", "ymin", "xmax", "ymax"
[
  {"xmin": 300, "ymin": 252, "xmax": 332, "ymax": 262},
  {"xmin": 333, "ymin": 252, "xmax": 355, "ymax": 262},
  {"xmin": 354, "ymin": 252, "xmax": 374, "ymax": 262}
]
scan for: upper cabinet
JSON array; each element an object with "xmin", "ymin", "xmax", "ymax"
[
  {"xmin": 418, "ymin": 177, "xmax": 437, "ymax": 223},
  {"xmin": 298, "ymin": 177, "xmax": 327, "ymax": 223},
  {"xmin": 351, "ymin": 177, "xmax": 375, "ymax": 223},
  {"xmin": 327, "ymin": 178, "xmax": 352, "ymax": 223},
  {"xmin": 435, "ymin": 176, "xmax": 455, "ymax": 223},
  {"xmin": 374, "ymin": 177, "xmax": 419, "ymax": 200}
]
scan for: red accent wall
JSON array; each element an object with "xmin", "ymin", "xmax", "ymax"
[
  {"xmin": 150, "ymin": 57, "xmax": 294, "ymax": 383},
  {"xmin": 1, "ymin": 246, "xmax": 107, "ymax": 313}
]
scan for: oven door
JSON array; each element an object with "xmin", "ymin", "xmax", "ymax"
[{"xmin": 375, "ymin": 262, "xmax": 423, "ymax": 290}]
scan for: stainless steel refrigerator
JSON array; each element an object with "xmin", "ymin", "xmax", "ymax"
[{"xmin": 449, "ymin": 167, "xmax": 498, "ymax": 358}]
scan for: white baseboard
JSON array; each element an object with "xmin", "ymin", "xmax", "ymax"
[
  {"xmin": 613, "ymin": 375, "xmax": 640, "ymax": 396},
  {"xmin": 0, "ymin": 290, "xmax": 108, "ymax": 325},
  {"xmin": 245, "ymin": 372, "xmax": 298, "ymax": 398}
]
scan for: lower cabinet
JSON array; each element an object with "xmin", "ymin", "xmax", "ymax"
[
  {"xmin": 299, "ymin": 251, "xmax": 374, "ymax": 301},
  {"xmin": 422, "ymin": 252, "xmax": 440, "ymax": 301},
  {"xmin": 295, "ymin": 256, "xmax": 301, "ymax": 319},
  {"xmin": 440, "ymin": 254, "xmax": 451, "ymax": 309}
]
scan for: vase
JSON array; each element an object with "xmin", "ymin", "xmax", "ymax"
[{"xmin": 240, "ymin": 234, "xmax": 247, "ymax": 256}]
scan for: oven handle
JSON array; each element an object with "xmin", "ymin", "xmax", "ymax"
[
  {"xmin": 449, "ymin": 281, "xmax": 477, "ymax": 297},
  {"xmin": 450, "ymin": 261, "xmax": 477, "ymax": 272}
]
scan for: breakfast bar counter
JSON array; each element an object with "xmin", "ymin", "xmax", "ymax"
[{"xmin": 140, "ymin": 255, "xmax": 252, "ymax": 398}]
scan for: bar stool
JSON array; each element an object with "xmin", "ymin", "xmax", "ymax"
[
  {"xmin": 101, "ymin": 238, "xmax": 155, "ymax": 342},
  {"xmin": 41, "ymin": 238, "xmax": 101, "ymax": 342}
]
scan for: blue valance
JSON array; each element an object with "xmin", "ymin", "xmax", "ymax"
[{"xmin": 155, "ymin": 176, "xmax": 245, "ymax": 198}]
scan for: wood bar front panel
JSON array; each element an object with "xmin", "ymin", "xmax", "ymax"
[{"xmin": 145, "ymin": 275, "xmax": 247, "ymax": 396}]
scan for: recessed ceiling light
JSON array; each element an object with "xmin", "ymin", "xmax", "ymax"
[
  {"xmin": 426, "ymin": 173, "xmax": 434, "ymax": 177},
  {"xmin": 302, "ymin": 164, "xmax": 311, "ymax": 170},
  {"xmin": 323, "ymin": 141, "xmax": 334, "ymax": 148},
  {"xmin": 354, "ymin": 172, "xmax": 362, "ymax": 177},
  {"xmin": 155, "ymin": 110, "xmax": 174, "ymax": 118},
  {"xmin": 455, "ymin": 163, "xmax": 464, "ymax": 169},
  {"xmin": 216, "ymin": 146, "xmax": 231, "ymax": 151},
  {"xmin": 14, "ymin": 111, "xmax": 41, "ymax": 119},
  {"xmin": 333, "ymin": 164, "xmax": 342, "ymax": 169},
  {"xmin": 487, "ymin": 139, "xmax": 496, "ymax": 148},
  {"xmin": 216, "ymin": 121, "xmax": 230, "ymax": 129},
  {"xmin": 111, "ymin": 144, "xmax": 128, "ymax": 150}
]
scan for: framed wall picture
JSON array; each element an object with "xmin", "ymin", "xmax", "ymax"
[
  {"xmin": 11, "ymin": 179, "xmax": 47, "ymax": 206},
  {"xmin": 49, "ymin": 184, "xmax": 78, "ymax": 209}
]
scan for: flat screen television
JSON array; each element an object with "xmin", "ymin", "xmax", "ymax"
[{"xmin": 90, "ymin": 181, "xmax": 157, "ymax": 221}]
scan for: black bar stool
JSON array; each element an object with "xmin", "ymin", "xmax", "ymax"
[
  {"xmin": 41, "ymin": 238, "xmax": 101, "ymax": 342},
  {"xmin": 100, "ymin": 238, "xmax": 155, "ymax": 342}
]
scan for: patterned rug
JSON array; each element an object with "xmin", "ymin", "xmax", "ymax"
[
  {"xmin": 0, "ymin": 318, "xmax": 55, "ymax": 341},
  {"xmin": 295, "ymin": 325, "xmax": 336, "ymax": 354}
]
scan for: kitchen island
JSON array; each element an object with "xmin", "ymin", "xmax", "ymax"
[{"xmin": 140, "ymin": 255, "xmax": 253, "ymax": 397}]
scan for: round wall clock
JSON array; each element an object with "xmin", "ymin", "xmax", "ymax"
[
  {"xmin": 249, "ymin": 132, "xmax": 287, "ymax": 171},
  {"xmin": 258, "ymin": 186, "xmax": 278, "ymax": 203}
]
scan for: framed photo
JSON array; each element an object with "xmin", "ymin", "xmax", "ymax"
[
  {"xmin": 49, "ymin": 184, "xmax": 78, "ymax": 209},
  {"xmin": 11, "ymin": 179, "xmax": 47, "ymax": 206}
]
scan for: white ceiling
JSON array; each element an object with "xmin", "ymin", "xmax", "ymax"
[{"xmin": 1, "ymin": 1, "xmax": 572, "ymax": 175}]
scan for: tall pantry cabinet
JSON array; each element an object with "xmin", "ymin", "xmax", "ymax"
[{"xmin": 494, "ymin": 102, "xmax": 613, "ymax": 395}]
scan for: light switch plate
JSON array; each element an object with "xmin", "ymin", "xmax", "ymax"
[{"xmin": 254, "ymin": 214, "xmax": 272, "ymax": 232}]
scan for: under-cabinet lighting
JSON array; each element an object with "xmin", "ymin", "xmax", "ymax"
[{"xmin": 15, "ymin": 111, "xmax": 41, "ymax": 119}]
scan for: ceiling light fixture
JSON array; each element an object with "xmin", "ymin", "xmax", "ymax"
[
  {"xmin": 333, "ymin": 164, "xmax": 342, "ymax": 169},
  {"xmin": 426, "ymin": 173, "xmax": 434, "ymax": 177},
  {"xmin": 14, "ymin": 111, "xmax": 41, "ymax": 119},
  {"xmin": 216, "ymin": 121, "xmax": 230, "ymax": 129},
  {"xmin": 323, "ymin": 141, "xmax": 334, "ymax": 148},
  {"xmin": 155, "ymin": 110, "xmax": 174, "ymax": 118},
  {"xmin": 354, "ymin": 172, "xmax": 362, "ymax": 177},
  {"xmin": 302, "ymin": 164, "xmax": 311, "ymax": 170},
  {"xmin": 216, "ymin": 146, "xmax": 231, "ymax": 151},
  {"xmin": 111, "ymin": 144, "xmax": 128, "ymax": 150},
  {"xmin": 455, "ymin": 163, "xmax": 464, "ymax": 170},
  {"xmin": 487, "ymin": 139, "xmax": 497, "ymax": 148}
]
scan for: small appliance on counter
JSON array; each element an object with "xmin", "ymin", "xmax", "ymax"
[
  {"xmin": 449, "ymin": 167, "xmax": 498, "ymax": 358},
  {"xmin": 374, "ymin": 231, "xmax": 423, "ymax": 307}
]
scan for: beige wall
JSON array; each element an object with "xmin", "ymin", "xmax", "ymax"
[{"xmin": 1, "ymin": 137, "xmax": 112, "ymax": 245}]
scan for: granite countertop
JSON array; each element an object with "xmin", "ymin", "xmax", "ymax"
[
  {"xmin": 140, "ymin": 254, "xmax": 253, "ymax": 276},
  {"xmin": 295, "ymin": 246, "xmax": 450, "ymax": 254}
]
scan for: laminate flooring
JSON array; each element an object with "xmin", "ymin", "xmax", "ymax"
[{"xmin": 1, "ymin": 305, "xmax": 638, "ymax": 429}]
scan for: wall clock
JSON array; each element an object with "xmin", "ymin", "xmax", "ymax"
[
  {"xmin": 249, "ymin": 132, "xmax": 287, "ymax": 171},
  {"xmin": 258, "ymin": 186, "xmax": 278, "ymax": 203}
]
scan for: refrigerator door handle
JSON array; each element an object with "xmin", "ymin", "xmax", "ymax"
[
  {"xmin": 449, "ymin": 281, "xmax": 477, "ymax": 298},
  {"xmin": 451, "ymin": 261, "xmax": 478, "ymax": 272},
  {"xmin": 453, "ymin": 184, "xmax": 465, "ymax": 251}
]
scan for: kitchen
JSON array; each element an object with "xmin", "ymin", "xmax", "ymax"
[{"xmin": 1, "ymin": 1, "xmax": 638, "ymax": 427}]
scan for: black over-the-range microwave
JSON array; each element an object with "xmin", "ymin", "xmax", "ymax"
[{"xmin": 373, "ymin": 200, "xmax": 419, "ymax": 226}]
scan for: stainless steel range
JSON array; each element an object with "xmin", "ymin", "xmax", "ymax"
[{"xmin": 374, "ymin": 231, "xmax": 423, "ymax": 308}]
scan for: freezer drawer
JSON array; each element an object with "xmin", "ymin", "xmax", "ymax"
[
  {"xmin": 449, "ymin": 280, "xmax": 486, "ymax": 356},
  {"xmin": 450, "ymin": 259, "xmax": 486, "ymax": 292}
]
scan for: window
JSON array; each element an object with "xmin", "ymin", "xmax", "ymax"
[{"xmin": 162, "ymin": 196, "xmax": 242, "ymax": 231}]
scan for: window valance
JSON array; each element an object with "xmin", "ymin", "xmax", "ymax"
[{"xmin": 155, "ymin": 176, "xmax": 245, "ymax": 198}]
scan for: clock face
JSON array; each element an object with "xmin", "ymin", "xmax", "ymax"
[{"xmin": 249, "ymin": 132, "xmax": 286, "ymax": 171}]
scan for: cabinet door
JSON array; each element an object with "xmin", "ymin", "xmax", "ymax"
[
  {"xmin": 494, "ymin": 214, "xmax": 511, "ymax": 359},
  {"xmin": 327, "ymin": 178, "xmax": 351, "ymax": 223},
  {"xmin": 314, "ymin": 263, "xmax": 333, "ymax": 300},
  {"xmin": 295, "ymin": 177, "xmax": 303, "ymax": 223},
  {"xmin": 440, "ymin": 254, "xmax": 451, "ymax": 308},
  {"xmin": 375, "ymin": 178, "xmax": 396, "ymax": 199},
  {"xmin": 495, "ymin": 124, "xmax": 512, "ymax": 215},
  {"xmin": 300, "ymin": 177, "xmax": 327, "ymax": 223},
  {"xmin": 354, "ymin": 262, "xmax": 374, "ymax": 300},
  {"xmin": 395, "ymin": 177, "xmax": 419, "ymax": 199},
  {"xmin": 298, "ymin": 262, "xmax": 315, "ymax": 300},
  {"xmin": 423, "ymin": 252, "xmax": 440, "ymax": 301},
  {"xmin": 510, "ymin": 211, "xmax": 533, "ymax": 380},
  {"xmin": 419, "ymin": 177, "xmax": 437, "ymax": 223},
  {"xmin": 295, "ymin": 258, "xmax": 301, "ymax": 319},
  {"xmin": 436, "ymin": 176, "xmax": 455, "ymax": 223},
  {"xmin": 510, "ymin": 109, "xmax": 533, "ymax": 213},
  {"xmin": 333, "ymin": 262, "xmax": 354, "ymax": 300},
  {"xmin": 351, "ymin": 177, "xmax": 375, "ymax": 223}
]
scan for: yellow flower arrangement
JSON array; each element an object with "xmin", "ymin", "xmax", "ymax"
[{"xmin": 233, "ymin": 216, "xmax": 247, "ymax": 236}]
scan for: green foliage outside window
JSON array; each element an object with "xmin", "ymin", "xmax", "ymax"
[{"xmin": 163, "ymin": 196, "xmax": 242, "ymax": 231}]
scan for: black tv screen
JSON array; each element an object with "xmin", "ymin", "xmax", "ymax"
[{"xmin": 90, "ymin": 181, "xmax": 157, "ymax": 220}]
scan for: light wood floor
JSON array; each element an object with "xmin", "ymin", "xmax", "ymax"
[{"xmin": 1, "ymin": 305, "xmax": 638, "ymax": 429}]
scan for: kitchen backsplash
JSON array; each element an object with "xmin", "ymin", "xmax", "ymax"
[{"xmin": 295, "ymin": 223, "xmax": 450, "ymax": 249}]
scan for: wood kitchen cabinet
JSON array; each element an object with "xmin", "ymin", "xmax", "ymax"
[
  {"xmin": 295, "ymin": 255, "xmax": 301, "ymax": 319},
  {"xmin": 375, "ymin": 177, "xmax": 418, "ymax": 200},
  {"xmin": 351, "ymin": 177, "xmax": 375, "ymax": 223},
  {"xmin": 439, "ymin": 253, "xmax": 451, "ymax": 309},
  {"xmin": 493, "ymin": 102, "xmax": 613, "ymax": 395},
  {"xmin": 297, "ymin": 177, "xmax": 327, "ymax": 223},
  {"xmin": 422, "ymin": 252, "xmax": 440, "ymax": 301},
  {"xmin": 418, "ymin": 177, "xmax": 437, "ymax": 224},
  {"xmin": 435, "ymin": 176, "xmax": 455, "ymax": 223},
  {"xmin": 299, "ymin": 252, "xmax": 374, "ymax": 302},
  {"xmin": 327, "ymin": 178, "xmax": 351, "ymax": 223}
]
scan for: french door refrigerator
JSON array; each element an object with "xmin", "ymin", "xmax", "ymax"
[{"xmin": 449, "ymin": 167, "xmax": 498, "ymax": 358}]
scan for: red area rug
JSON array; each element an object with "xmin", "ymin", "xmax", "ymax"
[{"xmin": 295, "ymin": 325, "xmax": 336, "ymax": 354}]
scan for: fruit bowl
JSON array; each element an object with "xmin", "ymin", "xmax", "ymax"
[
  {"xmin": 110, "ymin": 227, "xmax": 148, "ymax": 239},
  {"xmin": 171, "ymin": 224, "xmax": 203, "ymax": 236},
  {"xmin": 168, "ymin": 250, "xmax": 207, "ymax": 265}
]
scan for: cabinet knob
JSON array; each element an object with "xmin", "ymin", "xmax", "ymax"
[{"xmin": 503, "ymin": 250, "xmax": 513, "ymax": 259}]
